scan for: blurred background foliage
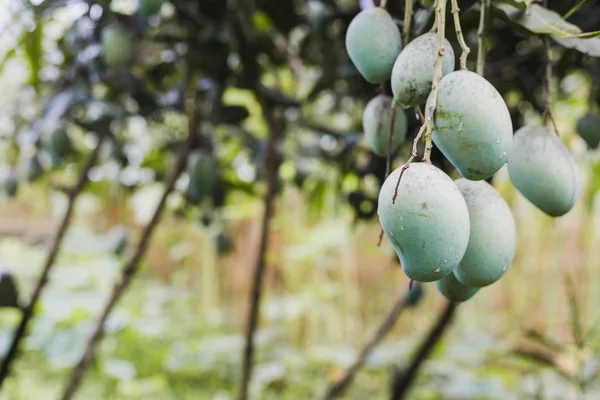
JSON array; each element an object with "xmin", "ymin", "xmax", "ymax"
[{"xmin": 0, "ymin": 0, "xmax": 599, "ymax": 398}]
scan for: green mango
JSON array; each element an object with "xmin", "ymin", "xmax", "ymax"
[
  {"xmin": 137, "ymin": 0, "xmax": 165, "ymax": 16},
  {"xmin": 345, "ymin": 7, "xmax": 402, "ymax": 84},
  {"xmin": 2, "ymin": 171, "xmax": 18, "ymax": 198},
  {"xmin": 307, "ymin": 1, "xmax": 332, "ymax": 36},
  {"xmin": 405, "ymin": 282, "xmax": 424, "ymax": 307},
  {"xmin": 453, "ymin": 179, "xmax": 516, "ymax": 288},
  {"xmin": 429, "ymin": 70, "xmax": 512, "ymax": 180},
  {"xmin": 391, "ymin": 32, "xmax": 455, "ymax": 108},
  {"xmin": 101, "ymin": 26, "xmax": 133, "ymax": 69},
  {"xmin": 576, "ymin": 113, "xmax": 600, "ymax": 149},
  {"xmin": 378, "ymin": 162, "xmax": 470, "ymax": 282},
  {"xmin": 436, "ymin": 272, "xmax": 479, "ymax": 302},
  {"xmin": 507, "ymin": 125, "xmax": 580, "ymax": 217},
  {"xmin": 18, "ymin": 153, "xmax": 43, "ymax": 183},
  {"xmin": 188, "ymin": 151, "xmax": 217, "ymax": 203},
  {"xmin": 43, "ymin": 125, "xmax": 73, "ymax": 161},
  {"xmin": 362, "ymin": 95, "xmax": 407, "ymax": 156}
]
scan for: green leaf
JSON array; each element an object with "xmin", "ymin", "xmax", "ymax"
[
  {"xmin": 22, "ymin": 10, "xmax": 44, "ymax": 93},
  {"xmin": 492, "ymin": 2, "xmax": 600, "ymax": 56}
]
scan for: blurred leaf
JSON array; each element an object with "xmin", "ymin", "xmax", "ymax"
[
  {"xmin": 22, "ymin": 10, "xmax": 44, "ymax": 93},
  {"xmin": 493, "ymin": 2, "xmax": 600, "ymax": 56},
  {"xmin": 0, "ymin": 272, "xmax": 20, "ymax": 308}
]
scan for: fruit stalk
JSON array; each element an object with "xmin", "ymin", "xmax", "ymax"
[
  {"xmin": 422, "ymin": 0, "xmax": 447, "ymax": 163},
  {"xmin": 450, "ymin": 0, "xmax": 470, "ymax": 70},
  {"xmin": 319, "ymin": 288, "xmax": 413, "ymax": 400},
  {"xmin": 0, "ymin": 134, "xmax": 104, "ymax": 387},
  {"xmin": 476, "ymin": 0, "xmax": 489, "ymax": 76},
  {"xmin": 59, "ymin": 96, "xmax": 200, "ymax": 400},
  {"xmin": 390, "ymin": 301, "xmax": 457, "ymax": 399},
  {"xmin": 381, "ymin": 0, "xmax": 389, "ymax": 8},
  {"xmin": 403, "ymin": 0, "xmax": 414, "ymax": 46}
]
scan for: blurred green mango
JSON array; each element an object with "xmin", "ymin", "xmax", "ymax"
[
  {"xmin": 187, "ymin": 150, "xmax": 217, "ymax": 203},
  {"xmin": 362, "ymin": 95, "xmax": 407, "ymax": 157},
  {"xmin": 137, "ymin": 0, "xmax": 165, "ymax": 16},
  {"xmin": 102, "ymin": 26, "xmax": 133, "ymax": 69},
  {"xmin": 576, "ymin": 113, "xmax": 600, "ymax": 149}
]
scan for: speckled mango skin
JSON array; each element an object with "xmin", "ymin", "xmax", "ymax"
[
  {"xmin": 576, "ymin": 113, "xmax": 600, "ymax": 149},
  {"xmin": 378, "ymin": 163, "xmax": 470, "ymax": 282},
  {"xmin": 428, "ymin": 70, "xmax": 512, "ymax": 180},
  {"xmin": 453, "ymin": 179, "xmax": 516, "ymax": 288},
  {"xmin": 508, "ymin": 125, "xmax": 581, "ymax": 217},
  {"xmin": 345, "ymin": 8, "xmax": 402, "ymax": 84},
  {"xmin": 362, "ymin": 95, "xmax": 407, "ymax": 156},
  {"xmin": 436, "ymin": 272, "xmax": 479, "ymax": 302},
  {"xmin": 391, "ymin": 33, "xmax": 455, "ymax": 108}
]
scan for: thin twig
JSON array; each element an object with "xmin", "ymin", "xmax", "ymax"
[
  {"xmin": 390, "ymin": 302, "xmax": 457, "ymax": 399},
  {"xmin": 450, "ymin": 0, "xmax": 470, "ymax": 70},
  {"xmin": 0, "ymin": 135, "xmax": 104, "ymax": 387},
  {"xmin": 320, "ymin": 290, "xmax": 413, "ymax": 400},
  {"xmin": 476, "ymin": 0, "xmax": 488, "ymax": 76},
  {"xmin": 542, "ymin": 35, "xmax": 559, "ymax": 135},
  {"xmin": 237, "ymin": 107, "xmax": 284, "ymax": 400},
  {"xmin": 59, "ymin": 100, "xmax": 199, "ymax": 400},
  {"xmin": 403, "ymin": 0, "xmax": 414, "ymax": 46},
  {"xmin": 563, "ymin": 0, "xmax": 588, "ymax": 19},
  {"xmin": 563, "ymin": 272, "xmax": 585, "ymax": 349}
]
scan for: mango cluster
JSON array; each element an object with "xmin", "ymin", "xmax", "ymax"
[{"xmin": 346, "ymin": 6, "xmax": 581, "ymax": 302}]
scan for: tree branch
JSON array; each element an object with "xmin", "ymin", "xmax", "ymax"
[
  {"xmin": 237, "ymin": 106, "xmax": 284, "ymax": 400},
  {"xmin": 0, "ymin": 135, "xmax": 105, "ymax": 388},
  {"xmin": 390, "ymin": 301, "xmax": 457, "ymax": 400},
  {"xmin": 58, "ymin": 99, "xmax": 200, "ymax": 400},
  {"xmin": 320, "ymin": 288, "xmax": 415, "ymax": 400}
]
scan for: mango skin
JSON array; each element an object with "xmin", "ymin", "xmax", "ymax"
[
  {"xmin": 137, "ymin": 0, "xmax": 165, "ymax": 16},
  {"xmin": 507, "ymin": 125, "xmax": 581, "ymax": 217},
  {"xmin": 362, "ymin": 95, "xmax": 407, "ymax": 156},
  {"xmin": 436, "ymin": 272, "xmax": 479, "ymax": 302},
  {"xmin": 454, "ymin": 179, "xmax": 516, "ymax": 288},
  {"xmin": 391, "ymin": 32, "xmax": 455, "ymax": 108},
  {"xmin": 345, "ymin": 8, "xmax": 402, "ymax": 84},
  {"xmin": 429, "ymin": 70, "xmax": 512, "ymax": 180},
  {"xmin": 378, "ymin": 162, "xmax": 470, "ymax": 282},
  {"xmin": 576, "ymin": 113, "xmax": 600, "ymax": 149},
  {"xmin": 102, "ymin": 26, "xmax": 133, "ymax": 69}
]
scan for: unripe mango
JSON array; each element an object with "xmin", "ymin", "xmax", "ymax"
[
  {"xmin": 43, "ymin": 125, "xmax": 73, "ymax": 161},
  {"xmin": 188, "ymin": 150, "xmax": 217, "ymax": 203},
  {"xmin": 391, "ymin": 32, "xmax": 455, "ymax": 108},
  {"xmin": 378, "ymin": 163, "xmax": 470, "ymax": 282},
  {"xmin": 453, "ymin": 179, "xmax": 516, "ymax": 288},
  {"xmin": 436, "ymin": 272, "xmax": 479, "ymax": 302},
  {"xmin": 102, "ymin": 26, "xmax": 133, "ymax": 69},
  {"xmin": 2, "ymin": 171, "xmax": 17, "ymax": 198},
  {"xmin": 429, "ymin": 70, "xmax": 512, "ymax": 180},
  {"xmin": 507, "ymin": 125, "xmax": 580, "ymax": 217},
  {"xmin": 137, "ymin": 0, "xmax": 165, "ymax": 16},
  {"xmin": 576, "ymin": 113, "xmax": 600, "ymax": 149},
  {"xmin": 345, "ymin": 8, "xmax": 402, "ymax": 84},
  {"xmin": 362, "ymin": 95, "xmax": 407, "ymax": 156}
]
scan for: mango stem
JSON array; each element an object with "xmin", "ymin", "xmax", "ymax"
[{"xmin": 450, "ymin": 0, "xmax": 470, "ymax": 70}]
